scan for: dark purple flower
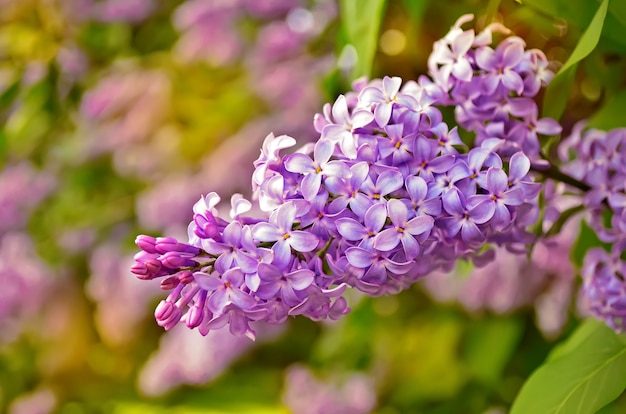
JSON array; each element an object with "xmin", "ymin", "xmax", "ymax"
[
  {"xmin": 411, "ymin": 138, "xmax": 457, "ymax": 180},
  {"xmin": 373, "ymin": 199, "xmax": 434, "ymax": 258},
  {"xmin": 404, "ymin": 175, "xmax": 442, "ymax": 217},
  {"xmin": 470, "ymin": 167, "xmax": 524, "ymax": 230},
  {"xmin": 582, "ymin": 247, "xmax": 626, "ymax": 333},
  {"xmin": 439, "ymin": 187, "xmax": 495, "ymax": 244},
  {"xmin": 202, "ymin": 221, "xmax": 259, "ymax": 273},
  {"xmin": 194, "ymin": 268, "xmax": 257, "ymax": 314}
]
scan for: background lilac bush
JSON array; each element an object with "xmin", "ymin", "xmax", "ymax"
[{"xmin": 2, "ymin": 0, "xmax": 626, "ymax": 413}]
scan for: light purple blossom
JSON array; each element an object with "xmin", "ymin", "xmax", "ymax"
[
  {"xmin": 285, "ymin": 139, "xmax": 350, "ymax": 200},
  {"xmin": 131, "ymin": 46, "xmax": 549, "ymax": 338},
  {"xmin": 319, "ymin": 95, "xmax": 375, "ymax": 158},
  {"xmin": 256, "ymin": 263, "xmax": 315, "ymax": 306},
  {"xmin": 359, "ymin": 76, "xmax": 417, "ymax": 127},
  {"xmin": 374, "ymin": 199, "xmax": 434, "ymax": 258},
  {"xmin": 252, "ymin": 202, "xmax": 319, "ymax": 266},
  {"xmin": 336, "ymin": 203, "xmax": 387, "ymax": 248},
  {"xmin": 282, "ymin": 365, "xmax": 377, "ymax": 414}
]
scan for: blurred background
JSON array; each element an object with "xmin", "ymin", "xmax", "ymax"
[{"xmin": 1, "ymin": 0, "xmax": 626, "ymax": 413}]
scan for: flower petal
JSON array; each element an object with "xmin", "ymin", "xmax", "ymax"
[
  {"xmin": 346, "ymin": 247, "xmax": 375, "ymax": 268},
  {"xmin": 373, "ymin": 228, "xmax": 401, "ymax": 251},
  {"xmin": 289, "ymin": 231, "xmax": 320, "ymax": 252}
]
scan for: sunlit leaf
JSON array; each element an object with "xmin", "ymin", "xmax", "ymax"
[
  {"xmin": 522, "ymin": 0, "xmax": 626, "ymax": 52},
  {"xmin": 547, "ymin": 319, "xmax": 603, "ymax": 362},
  {"xmin": 339, "ymin": 0, "xmax": 388, "ymax": 79},
  {"xmin": 588, "ymin": 91, "xmax": 626, "ymax": 130},
  {"xmin": 542, "ymin": 0, "xmax": 609, "ymax": 120},
  {"xmin": 511, "ymin": 319, "xmax": 626, "ymax": 414}
]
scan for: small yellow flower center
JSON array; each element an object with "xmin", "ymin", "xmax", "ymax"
[{"xmin": 283, "ymin": 233, "xmax": 291, "ymax": 240}]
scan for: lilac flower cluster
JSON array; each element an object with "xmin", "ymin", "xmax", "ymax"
[
  {"xmin": 132, "ymin": 71, "xmax": 542, "ymax": 339},
  {"xmin": 427, "ymin": 14, "xmax": 561, "ymax": 159},
  {"xmin": 558, "ymin": 125, "xmax": 626, "ymax": 330},
  {"xmin": 282, "ymin": 364, "xmax": 376, "ymax": 414},
  {"xmin": 582, "ymin": 246, "xmax": 626, "ymax": 333},
  {"xmin": 173, "ymin": 0, "xmax": 333, "ymax": 66}
]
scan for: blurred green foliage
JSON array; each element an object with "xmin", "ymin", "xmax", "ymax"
[{"xmin": 1, "ymin": 0, "xmax": 626, "ymax": 413}]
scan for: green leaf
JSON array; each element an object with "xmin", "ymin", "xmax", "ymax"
[
  {"xmin": 547, "ymin": 319, "xmax": 605, "ymax": 363},
  {"xmin": 542, "ymin": 0, "xmax": 609, "ymax": 120},
  {"xmin": 464, "ymin": 317, "xmax": 524, "ymax": 386},
  {"xmin": 588, "ymin": 91, "xmax": 626, "ymax": 130},
  {"xmin": 545, "ymin": 205, "xmax": 585, "ymax": 237},
  {"xmin": 401, "ymin": 0, "xmax": 428, "ymax": 23},
  {"xmin": 571, "ymin": 219, "xmax": 611, "ymax": 268},
  {"xmin": 522, "ymin": 0, "xmax": 626, "ymax": 52},
  {"xmin": 339, "ymin": 0, "xmax": 388, "ymax": 79},
  {"xmin": 511, "ymin": 319, "xmax": 626, "ymax": 414}
]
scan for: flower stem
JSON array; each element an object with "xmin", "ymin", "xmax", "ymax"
[{"xmin": 532, "ymin": 162, "xmax": 591, "ymax": 192}]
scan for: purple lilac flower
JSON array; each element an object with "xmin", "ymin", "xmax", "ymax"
[
  {"xmin": 88, "ymin": 244, "xmax": 162, "ymax": 346},
  {"xmin": 139, "ymin": 322, "xmax": 284, "ymax": 396},
  {"xmin": 282, "ymin": 364, "xmax": 377, "ymax": 414},
  {"xmin": 0, "ymin": 163, "xmax": 56, "ymax": 234},
  {"xmin": 0, "ymin": 233, "xmax": 52, "ymax": 343},
  {"xmin": 284, "ymin": 138, "xmax": 350, "ymax": 200},
  {"xmin": 8, "ymin": 388, "xmax": 57, "ymax": 414},
  {"xmin": 439, "ymin": 188, "xmax": 495, "ymax": 244},
  {"xmin": 318, "ymin": 95, "xmax": 375, "ymax": 158},
  {"xmin": 428, "ymin": 14, "xmax": 561, "ymax": 160},
  {"xmin": 79, "ymin": 70, "xmax": 172, "ymax": 171},
  {"xmin": 558, "ymin": 126, "xmax": 626, "ymax": 246},
  {"xmin": 252, "ymin": 202, "xmax": 320, "ymax": 265},
  {"xmin": 581, "ymin": 246, "xmax": 626, "ymax": 333},
  {"xmin": 172, "ymin": 0, "xmax": 241, "ymax": 65},
  {"xmin": 550, "ymin": 123, "xmax": 626, "ymax": 334},
  {"xmin": 92, "ymin": 0, "xmax": 154, "ymax": 23},
  {"xmin": 373, "ymin": 199, "xmax": 434, "ymax": 257},
  {"xmin": 132, "ymin": 70, "xmax": 544, "ymax": 338}
]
